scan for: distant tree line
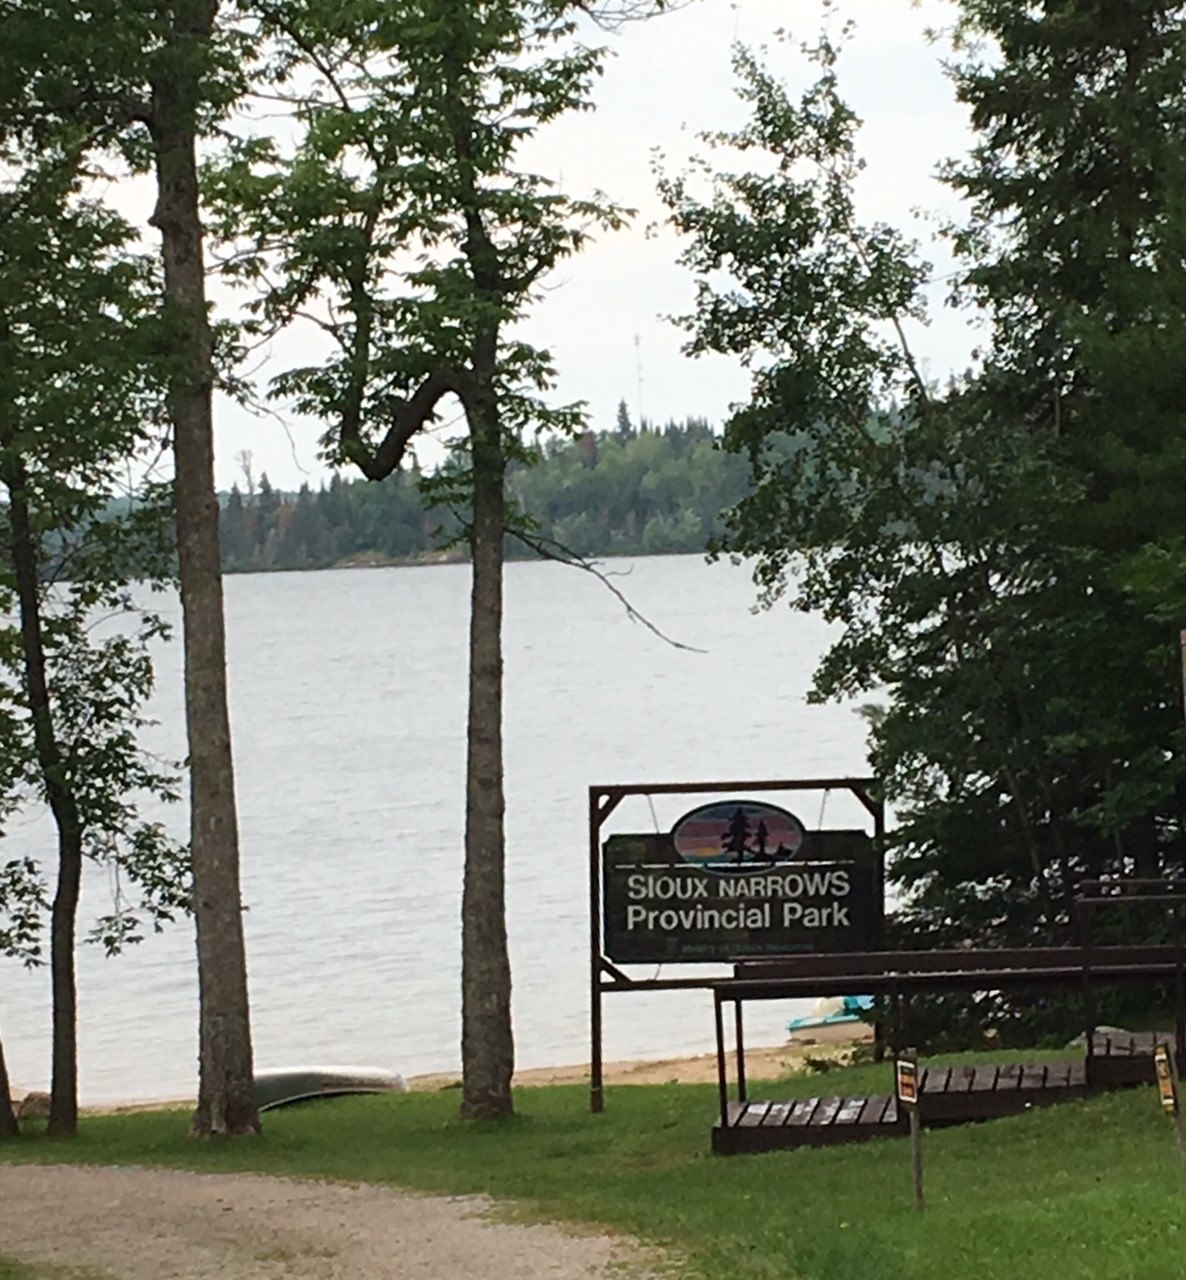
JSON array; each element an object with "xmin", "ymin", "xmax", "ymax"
[{"xmin": 218, "ymin": 411, "xmax": 751, "ymax": 572}]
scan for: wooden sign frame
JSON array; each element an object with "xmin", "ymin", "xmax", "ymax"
[{"xmin": 588, "ymin": 776, "xmax": 884, "ymax": 1113}]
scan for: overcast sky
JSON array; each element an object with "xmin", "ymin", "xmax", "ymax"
[{"xmin": 211, "ymin": 0, "xmax": 976, "ymax": 492}]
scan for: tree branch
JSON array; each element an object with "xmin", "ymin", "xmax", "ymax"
[
  {"xmin": 574, "ymin": 0, "xmax": 693, "ymax": 31},
  {"xmin": 345, "ymin": 367, "xmax": 469, "ymax": 480},
  {"xmin": 508, "ymin": 528, "xmax": 706, "ymax": 653}
]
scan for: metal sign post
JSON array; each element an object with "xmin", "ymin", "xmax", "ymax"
[
  {"xmin": 1154, "ymin": 1043, "xmax": 1186, "ymax": 1183},
  {"xmin": 896, "ymin": 1048, "xmax": 924, "ymax": 1210}
]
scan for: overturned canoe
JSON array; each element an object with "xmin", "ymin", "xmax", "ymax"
[{"xmin": 254, "ymin": 1066, "xmax": 408, "ymax": 1112}]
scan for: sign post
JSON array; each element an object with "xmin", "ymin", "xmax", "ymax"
[
  {"xmin": 1154, "ymin": 1042, "xmax": 1186, "ymax": 1182},
  {"xmin": 896, "ymin": 1049, "xmax": 923, "ymax": 1211}
]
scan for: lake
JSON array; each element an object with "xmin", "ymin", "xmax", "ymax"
[{"xmin": 1, "ymin": 553, "xmax": 874, "ymax": 1103}]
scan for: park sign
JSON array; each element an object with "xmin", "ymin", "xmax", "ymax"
[{"xmin": 602, "ymin": 800, "xmax": 882, "ymax": 964}]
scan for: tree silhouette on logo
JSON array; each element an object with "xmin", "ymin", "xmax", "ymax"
[{"xmin": 722, "ymin": 808, "xmax": 751, "ymax": 864}]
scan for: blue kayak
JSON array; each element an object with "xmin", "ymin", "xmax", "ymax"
[{"xmin": 786, "ymin": 995, "xmax": 874, "ymax": 1032}]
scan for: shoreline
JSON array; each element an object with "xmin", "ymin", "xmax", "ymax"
[
  {"xmin": 42, "ymin": 1023, "xmax": 869, "ymax": 1115},
  {"xmin": 406, "ymin": 1021, "xmax": 870, "ymax": 1092}
]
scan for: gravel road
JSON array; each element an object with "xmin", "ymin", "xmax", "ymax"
[{"xmin": 0, "ymin": 1164, "xmax": 659, "ymax": 1280}]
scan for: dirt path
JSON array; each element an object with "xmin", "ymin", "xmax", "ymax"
[{"xmin": 0, "ymin": 1165, "xmax": 657, "ymax": 1280}]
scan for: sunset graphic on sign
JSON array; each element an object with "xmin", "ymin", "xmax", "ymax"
[{"xmin": 672, "ymin": 801, "xmax": 805, "ymax": 873}]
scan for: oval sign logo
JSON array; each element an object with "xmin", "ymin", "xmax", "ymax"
[{"xmin": 672, "ymin": 800, "xmax": 806, "ymax": 875}]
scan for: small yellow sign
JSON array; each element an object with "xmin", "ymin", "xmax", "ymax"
[
  {"xmin": 897, "ymin": 1058, "xmax": 919, "ymax": 1107},
  {"xmin": 1155, "ymin": 1044, "xmax": 1178, "ymax": 1116}
]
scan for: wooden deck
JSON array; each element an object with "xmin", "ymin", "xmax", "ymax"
[
  {"xmin": 1088, "ymin": 1031, "xmax": 1169, "ymax": 1086},
  {"xmin": 709, "ymin": 933, "xmax": 1186, "ymax": 1155},
  {"xmin": 712, "ymin": 1035, "xmax": 1167, "ymax": 1156},
  {"xmin": 714, "ymin": 1094, "xmax": 904, "ymax": 1154}
]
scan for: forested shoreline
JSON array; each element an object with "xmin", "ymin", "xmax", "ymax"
[{"xmin": 218, "ymin": 413, "xmax": 749, "ymax": 572}]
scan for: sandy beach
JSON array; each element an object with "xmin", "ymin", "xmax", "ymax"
[{"xmin": 406, "ymin": 1021, "xmax": 871, "ymax": 1092}]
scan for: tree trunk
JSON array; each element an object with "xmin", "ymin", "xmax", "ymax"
[
  {"xmin": 460, "ymin": 377, "xmax": 514, "ymax": 1121},
  {"xmin": 0, "ymin": 1025, "xmax": 19, "ymax": 1139},
  {"xmin": 149, "ymin": 0, "xmax": 259, "ymax": 1138},
  {"xmin": 5, "ymin": 459, "xmax": 83, "ymax": 1138},
  {"xmin": 47, "ymin": 823, "xmax": 83, "ymax": 1136}
]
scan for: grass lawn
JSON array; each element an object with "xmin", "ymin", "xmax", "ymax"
[
  {"xmin": 0, "ymin": 1262, "xmax": 104, "ymax": 1280},
  {"xmin": 2, "ymin": 1053, "xmax": 1184, "ymax": 1280}
]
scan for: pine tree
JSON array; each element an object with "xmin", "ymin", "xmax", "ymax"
[{"xmin": 220, "ymin": 485, "xmax": 250, "ymax": 567}]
